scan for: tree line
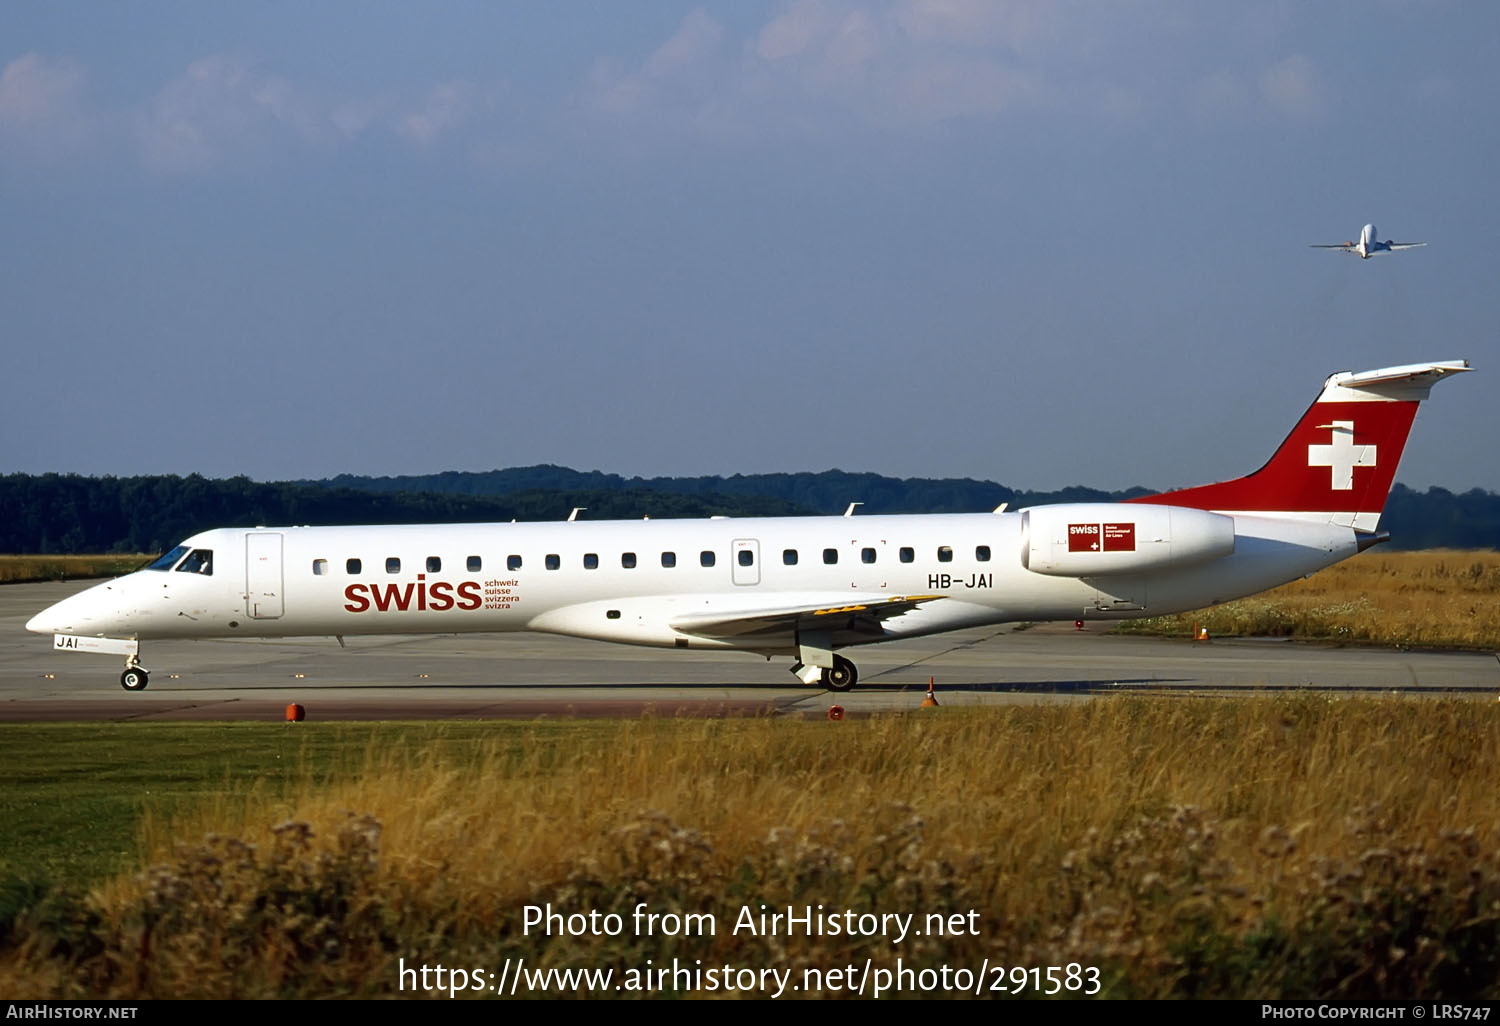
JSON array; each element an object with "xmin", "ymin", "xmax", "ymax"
[{"xmin": 0, "ymin": 474, "xmax": 801, "ymax": 555}]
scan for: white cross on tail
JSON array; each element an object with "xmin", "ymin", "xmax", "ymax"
[{"xmin": 1307, "ymin": 420, "xmax": 1376, "ymax": 490}]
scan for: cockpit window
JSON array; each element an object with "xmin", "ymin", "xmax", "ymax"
[
  {"xmin": 176, "ymin": 549, "xmax": 213, "ymax": 575},
  {"xmin": 147, "ymin": 545, "xmax": 190, "ymax": 571}
]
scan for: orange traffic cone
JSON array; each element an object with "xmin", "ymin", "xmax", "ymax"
[{"xmin": 921, "ymin": 676, "xmax": 939, "ymax": 708}]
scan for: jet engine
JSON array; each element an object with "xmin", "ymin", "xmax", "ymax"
[{"xmin": 1021, "ymin": 503, "xmax": 1235, "ymax": 577}]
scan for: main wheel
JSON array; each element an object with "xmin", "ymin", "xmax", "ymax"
[
  {"xmin": 120, "ymin": 667, "xmax": 149, "ymax": 691},
  {"xmin": 822, "ymin": 656, "xmax": 858, "ymax": 692}
]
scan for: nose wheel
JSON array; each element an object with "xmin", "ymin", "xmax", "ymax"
[{"xmin": 120, "ymin": 666, "xmax": 149, "ymax": 691}]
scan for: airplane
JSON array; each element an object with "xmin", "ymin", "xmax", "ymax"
[
  {"xmin": 27, "ymin": 360, "xmax": 1471, "ymax": 693},
  {"xmin": 1310, "ymin": 224, "xmax": 1426, "ymax": 259}
]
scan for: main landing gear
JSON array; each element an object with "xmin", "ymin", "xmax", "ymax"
[
  {"xmin": 823, "ymin": 656, "xmax": 857, "ymax": 692},
  {"xmin": 790, "ymin": 654, "xmax": 859, "ymax": 692}
]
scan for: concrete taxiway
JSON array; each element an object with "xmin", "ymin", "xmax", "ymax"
[{"xmin": 2, "ymin": 580, "xmax": 1496, "ymax": 721}]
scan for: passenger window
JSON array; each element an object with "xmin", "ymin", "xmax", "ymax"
[
  {"xmin": 507, "ymin": 555, "xmax": 522, "ymax": 571},
  {"xmin": 823, "ymin": 548, "xmax": 838, "ymax": 565},
  {"xmin": 938, "ymin": 546, "xmax": 953, "ymax": 563},
  {"xmin": 176, "ymin": 550, "xmax": 213, "ymax": 575},
  {"xmin": 662, "ymin": 551, "xmax": 677, "ymax": 568},
  {"xmin": 313, "ymin": 559, "xmax": 328, "ymax": 576},
  {"xmin": 386, "ymin": 557, "xmax": 401, "ymax": 574},
  {"xmin": 545, "ymin": 554, "xmax": 560, "ymax": 570},
  {"xmin": 622, "ymin": 552, "xmax": 637, "ymax": 569},
  {"xmin": 861, "ymin": 547, "xmax": 876, "ymax": 564},
  {"xmin": 700, "ymin": 551, "xmax": 716, "ymax": 567},
  {"xmin": 426, "ymin": 556, "xmax": 441, "ymax": 573},
  {"xmin": 347, "ymin": 558, "xmax": 362, "ymax": 574},
  {"xmin": 899, "ymin": 547, "xmax": 914, "ymax": 563},
  {"xmin": 738, "ymin": 550, "xmax": 754, "ymax": 567},
  {"xmin": 468, "ymin": 555, "xmax": 482, "ymax": 572},
  {"xmin": 976, "ymin": 545, "xmax": 991, "ymax": 562},
  {"xmin": 584, "ymin": 553, "xmax": 599, "ymax": 569},
  {"xmin": 783, "ymin": 549, "xmax": 798, "ymax": 565}
]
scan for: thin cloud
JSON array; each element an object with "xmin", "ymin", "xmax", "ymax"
[
  {"xmin": 134, "ymin": 55, "xmax": 480, "ymax": 171},
  {"xmin": 893, "ymin": 0, "xmax": 1066, "ymax": 51},
  {"xmin": 645, "ymin": 7, "xmax": 726, "ymax": 77},
  {"xmin": 589, "ymin": 8, "xmax": 729, "ymax": 116},
  {"xmin": 756, "ymin": 0, "xmax": 837, "ymax": 61},
  {"xmin": 0, "ymin": 53, "xmax": 92, "ymax": 161},
  {"xmin": 394, "ymin": 82, "xmax": 474, "ymax": 145},
  {"xmin": 0, "ymin": 10, "xmax": 1391, "ymax": 175},
  {"xmin": 135, "ymin": 55, "xmax": 326, "ymax": 172},
  {"xmin": 1259, "ymin": 53, "xmax": 1334, "ymax": 120}
]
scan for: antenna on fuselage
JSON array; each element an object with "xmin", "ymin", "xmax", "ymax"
[
  {"xmin": 568, "ymin": 507, "xmax": 586, "ymax": 522},
  {"xmin": 843, "ymin": 502, "xmax": 862, "ymax": 517},
  {"xmin": 993, "ymin": 503, "xmax": 1008, "ymax": 514}
]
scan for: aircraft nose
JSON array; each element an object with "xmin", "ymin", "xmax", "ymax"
[
  {"xmin": 26, "ymin": 596, "xmax": 83, "ymax": 635},
  {"xmin": 26, "ymin": 585, "xmax": 115, "ymax": 635}
]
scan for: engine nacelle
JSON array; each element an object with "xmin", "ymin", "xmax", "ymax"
[{"xmin": 1021, "ymin": 503, "xmax": 1235, "ymax": 577}]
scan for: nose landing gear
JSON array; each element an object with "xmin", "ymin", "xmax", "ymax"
[{"xmin": 120, "ymin": 649, "xmax": 149, "ymax": 691}]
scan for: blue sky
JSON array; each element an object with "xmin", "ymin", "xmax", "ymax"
[{"xmin": 2, "ymin": 2, "xmax": 1495, "ymax": 493}]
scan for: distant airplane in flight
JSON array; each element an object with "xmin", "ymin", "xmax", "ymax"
[
  {"xmin": 28, "ymin": 360, "xmax": 1471, "ymax": 693},
  {"xmin": 1310, "ymin": 224, "xmax": 1426, "ymax": 259}
]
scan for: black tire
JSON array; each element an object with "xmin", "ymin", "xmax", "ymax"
[
  {"xmin": 120, "ymin": 668, "xmax": 149, "ymax": 691},
  {"xmin": 822, "ymin": 656, "xmax": 857, "ymax": 692}
]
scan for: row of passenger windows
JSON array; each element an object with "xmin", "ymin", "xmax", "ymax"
[{"xmin": 313, "ymin": 545, "xmax": 993, "ymax": 575}]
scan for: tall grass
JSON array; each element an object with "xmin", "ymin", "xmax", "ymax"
[
  {"xmin": 0, "ymin": 555, "xmax": 151, "ymax": 584},
  {"xmin": 4, "ymin": 699, "xmax": 1499, "ymax": 998},
  {"xmin": 1117, "ymin": 549, "xmax": 1500, "ymax": 649}
]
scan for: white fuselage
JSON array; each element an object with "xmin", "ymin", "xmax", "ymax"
[
  {"xmin": 26, "ymin": 359, "xmax": 1466, "ymax": 691},
  {"xmin": 29, "ymin": 510, "xmax": 1359, "ymax": 659}
]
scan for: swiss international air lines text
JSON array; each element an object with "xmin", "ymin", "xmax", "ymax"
[
  {"xmin": 397, "ymin": 903, "xmax": 1102, "ymax": 998},
  {"xmin": 342, "ymin": 576, "xmax": 522, "ymax": 613}
]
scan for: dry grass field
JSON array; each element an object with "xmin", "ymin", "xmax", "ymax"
[
  {"xmin": 1117, "ymin": 548, "xmax": 1500, "ymax": 650},
  {"xmin": 0, "ymin": 555, "xmax": 150, "ymax": 584},
  {"xmin": 4, "ymin": 699, "xmax": 1499, "ymax": 999}
]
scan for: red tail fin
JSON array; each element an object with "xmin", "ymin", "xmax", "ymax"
[{"xmin": 1130, "ymin": 361, "xmax": 1471, "ymax": 530}]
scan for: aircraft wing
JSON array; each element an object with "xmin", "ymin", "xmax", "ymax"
[
  {"xmin": 1385, "ymin": 241, "xmax": 1427, "ymax": 251},
  {"xmin": 1309, "ymin": 242, "xmax": 1356, "ymax": 252},
  {"xmin": 670, "ymin": 593, "xmax": 947, "ymax": 641}
]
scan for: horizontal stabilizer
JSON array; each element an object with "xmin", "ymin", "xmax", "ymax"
[{"xmin": 1320, "ymin": 361, "xmax": 1470, "ymax": 401}]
